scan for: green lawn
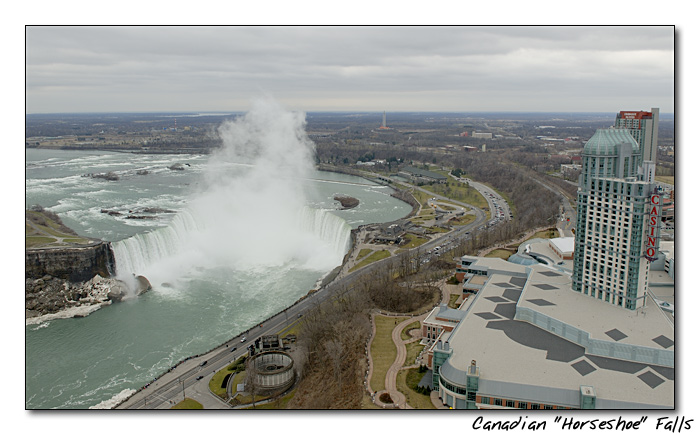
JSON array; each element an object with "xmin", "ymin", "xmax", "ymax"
[
  {"xmin": 448, "ymin": 214, "xmax": 476, "ymax": 227},
  {"xmin": 398, "ymin": 234, "xmax": 429, "ymax": 251},
  {"xmin": 209, "ymin": 367, "xmax": 235, "ymax": 399},
  {"xmin": 448, "ymin": 294, "xmax": 460, "ymax": 309},
  {"xmin": 527, "ymin": 228, "xmax": 559, "ymax": 241},
  {"xmin": 485, "ymin": 248, "xmax": 514, "ymax": 260},
  {"xmin": 397, "ymin": 368, "xmax": 435, "ymax": 409},
  {"xmin": 246, "ymin": 391, "xmax": 296, "ymax": 409},
  {"xmin": 356, "ymin": 249, "xmax": 373, "ymax": 261},
  {"xmin": 401, "ymin": 321, "xmax": 420, "ymax": 340},
  {"xmin": 656, "ymin": 175, "xmax": 674, "ymax": 185},
  {"xmin": 370, "ymin": 315, "xmax": 407, "ymax": 392},
  {"xmin": 26, "ymin": 210, "xmax": 92, "ymax": 247},
  {"xmin": 420, "ymin": 179, "xmax": 489, "ymax": 211},
  {"xmin": 170, "ymin": 398, "xmax": 203, "ymax": 409},
  {"xmin": 404, "ymin": 341, "xmax": 424, "ymax": 368},
  {"xmin": 350, "ymin": 249, "xmax": 391, "ymax": 272}
]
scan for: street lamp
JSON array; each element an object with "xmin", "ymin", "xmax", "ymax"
[{"xmin": 179, "ymin": 378, "xmax": 185, "ymax": 401}]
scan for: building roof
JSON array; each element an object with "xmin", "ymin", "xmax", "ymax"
[
  {"xmin": 442, "ymin": 256, "xmax": 674, "ymax": 408},
  {"xmin": 508, "ymin": 253, "xmax": 540, "ymax": 266},
  {"xmin": 549, "ymin": 237, "xmax": 574, "ymax": 254},
  {"xmin": 425, "ymin": 304, "xmax": 468, "ymax": 325},
  {"xmin": 583, "ymin": 129, "xmax": 639, "ymax": 156}
]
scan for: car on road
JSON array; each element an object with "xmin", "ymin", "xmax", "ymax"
[
  {"xmin": 241, "ymin": 337, "xmax": 247, "ymax": 342},
  {"xmin": 200, "ymin": 360, "xmax": 207, "ymax": 367},
  {"xmin": 230, "ymin": 346, "xmax": 237, "ymax": 352},
  {"xmin": 196, "ymin": 375, "xmax": 204, "ymax": 380}
]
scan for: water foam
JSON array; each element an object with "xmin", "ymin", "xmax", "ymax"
[
  {"xmin": 112, "ymin": 97, "xmax": 351, "ymax": 291},
  {"xmin": 88, "ymin": 388, "xmax": 136, "ymax": 409}
]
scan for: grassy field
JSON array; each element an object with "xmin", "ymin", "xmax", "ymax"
[
  {"xmin": 397, "ymin": 234, "xmax": 429, "ymax": 251},
  {"xmin": 527, "ymin": 228, "xmax": 559, "ymax": 240},
  {"xmin": 485, "ymin": 248, "xmax": 515, "ymax": 260},
  {"xmin": 355, "ymin": 249, "xmax": 373, "ymax": 261},
  {"xmin": 26, "ymin": 210, "xmax": 93, "ymax": 248},
  {"xmin": 244, "ymin": 391, "xmax": 296, "ymax": 409},
  {"xmin": 170, "ymin": 398, "xmax": 203, "ymax": 409},
  {"xmin": 361, "ymin": 393, "xmax": 382, "ymax": 409},
  {"xmin": 404, "ymin": 341, "xmax": 424, "ymax": 368},
  {"xmin": 448, "ymin": 293, "xmax": 460, "ymax": 309},
  {"xmin": 349, "ymin": 249, "xmax": 391, "ymax": 272},
  {"xmin": 420, "ymin": 178, "xmax": 490, "ymax": 211},
  {"xmin": 397, "ymin": 368, "xmax": 435, "ymax": 409},
  {"xmin": 370, "ymin": 315, "xmax": 407, "ymax": 393},
  {"xmin": 656, "ymin": 175, "xmax": 674, "ymax": 185},
  {"xmin": 411, "ymin": 189, "xmax": 433, "ymax": 208},
  {"xmin": 401, "ymin": 321, "xmax": 420, "ymax": 341},
  {"xmin": 209, "ymin": 355, "xmax": 247, "ymax": 399},
  {"xmin": 448, "ymin": 213, "xmax": 476, "ymax": 227}
]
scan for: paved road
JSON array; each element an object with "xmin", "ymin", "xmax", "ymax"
[
  {"xmin": 529, "ymin": 175, "xmax": 576, "ymax": 237},
  {"xmin": 116, "ymin": 180, "xmax": 490, "ymax": 409}
]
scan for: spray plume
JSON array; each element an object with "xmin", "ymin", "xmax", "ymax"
[{"xmin": 112, "ymin": 97, "xmax": 350, "ymax": 291}]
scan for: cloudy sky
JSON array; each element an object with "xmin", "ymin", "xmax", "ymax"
[{"xmin": 26, "ymin": 26, "xmax": 674, "ymax": 114}]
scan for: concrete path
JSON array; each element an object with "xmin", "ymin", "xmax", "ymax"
[{"xmin": 366, "ymin": 279, "xmax": 455, "ymax": 409}]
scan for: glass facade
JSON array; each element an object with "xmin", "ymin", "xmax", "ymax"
[{"xmin": 572, "ymin": 129, "xmax": 652, "ymax": 310}]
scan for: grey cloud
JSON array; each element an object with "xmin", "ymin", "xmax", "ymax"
[{"xmin": 25, "ymin": 26, "xmax": 674, "ymax": 113}]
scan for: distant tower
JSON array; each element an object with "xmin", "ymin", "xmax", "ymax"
[
  {"xmin": 614, "ymin": 108, "xmax": 659, "ymax": 165},
  {"xmin": 382, "ymin": 111, "xmax": 387, "ymax": 128}
]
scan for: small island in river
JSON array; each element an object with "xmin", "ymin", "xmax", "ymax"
[{"xmin": 333, "ymin": 195, "xmax": 360, "ymax": 210}]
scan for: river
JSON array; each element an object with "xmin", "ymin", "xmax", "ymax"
[{"xmin": 25, "ymin": 146, "xmax": 411, "ymax": 409}]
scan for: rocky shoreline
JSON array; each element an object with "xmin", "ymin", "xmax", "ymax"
[{"xmin": 25, "ymin": 273, "xmax": 151, "ymax": 324}]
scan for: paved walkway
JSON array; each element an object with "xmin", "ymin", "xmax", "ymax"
[{"xmin": 365, "ymin": 279, "xmax": 456, "ymax": 409}]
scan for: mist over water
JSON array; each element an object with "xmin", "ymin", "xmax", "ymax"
[
  {"xmin": 25, "ymin": 108, "xmax": 411, "ymax": 409},
  {"xmin": 113, "ymin": 98, "xmax": 350, "ymax": 290}
]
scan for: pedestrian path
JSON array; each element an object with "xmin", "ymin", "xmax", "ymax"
[{"xmin": 365, "ymin": 279, "xmax": 455, "ymax": 409}]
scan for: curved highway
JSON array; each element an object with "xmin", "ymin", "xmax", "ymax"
[{"xmin": 116, "ymin": 179, "xmax": 491, "ymax": 409}]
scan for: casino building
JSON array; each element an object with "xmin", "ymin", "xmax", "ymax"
[
  {"xmin": 571, "ymin": 128, "xmax": 659, "ymax": 309},
  {"xmin": 614, "ymin": 108, "xmax": 659, "ymax": 164},
  {"xmin": 427, "ymin": 114, "xmax": 672, "ymax": 409}
]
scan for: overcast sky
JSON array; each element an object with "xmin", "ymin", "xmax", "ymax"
[{"xmin": 26, "ymin": 26, "xmax": 674, "ymax": 114}]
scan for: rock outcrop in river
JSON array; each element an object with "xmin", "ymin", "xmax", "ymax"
[{"xmin": 333, "ymin": 195, "xmax": 360, "ymax": 210}]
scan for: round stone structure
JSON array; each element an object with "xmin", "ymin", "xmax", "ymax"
[{"xmin": 248, "ymin": 351, "xmax": 296, "ymax": 393}]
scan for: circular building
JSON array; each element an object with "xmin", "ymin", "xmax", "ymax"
[{"xmin": 248, "ymin": 351, "xmax": 296, "ymax": 394}]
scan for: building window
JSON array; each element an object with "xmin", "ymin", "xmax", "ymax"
[
  {"xmin": 531, "ymin": 404, "xmax": 540, "ymax": 410},
  {"xmin": 506, "ymin": 400, "xmax": 515, "ymax": 408},
  {"xmin": 481, "ymin": 397, "xmax": 490, "ymax": 405},
  {"xmin": 519, "ymin": 402, "xmax": 527, "ymax": 409},
  {"xmin": 467, "ymin": 392, "xmax": 476, "ymax": 401},
  {"xmin": 494, "ymin": 398, "xmax": 502, "ymax": 406}
]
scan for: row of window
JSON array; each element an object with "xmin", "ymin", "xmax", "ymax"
[{"xmin": 477, "ymin": 395, "xmax": 568, "ymax": 410}]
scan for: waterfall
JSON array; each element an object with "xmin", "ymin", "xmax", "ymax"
[
  {"xmin": 296, "ymin": 207, "xmax": 352, "ymax": 262},
  {"xmin": 112, "ymin": 205, "xmax": 352, "ymax": 290},
  {"xmin": 111, "ymin": 209, "xmax": 202, "ymax": 281},
  {"xmin": 112, "ymin": 98, "xmax": 353, "ymax": 289}
]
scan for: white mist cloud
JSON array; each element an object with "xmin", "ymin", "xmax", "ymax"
[{"xmin": 114, "ymin": 98, "xmax": 349, "ymax": 288}]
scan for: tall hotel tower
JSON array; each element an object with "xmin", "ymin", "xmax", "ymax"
[
  {"xmin": 614, "ymin": 108, "xmax": 659, "ymax": 164},
  {"xmin": 571, "ymin": 128, "xmax": 660, "ymax": 310}
]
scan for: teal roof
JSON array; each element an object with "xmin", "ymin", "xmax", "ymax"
[
  {"xmin": 583, "ymin": 129, "xmax": 639, "ymax": 156},
  {"xmin": 508, "ymin": 253, "xmax": 539, "ymax": 266}
]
